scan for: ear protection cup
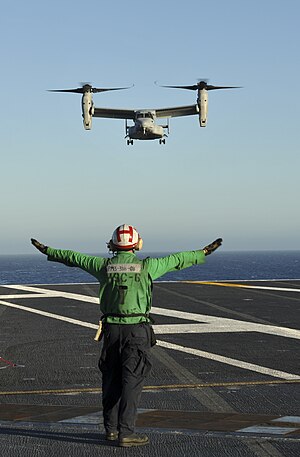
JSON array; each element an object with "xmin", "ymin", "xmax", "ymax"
[{"xmin": 135, "ymin": 237, "xmax": 143, "ymax": 251}]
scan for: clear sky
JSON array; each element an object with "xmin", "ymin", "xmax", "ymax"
[{"xmin": 1, "ymin": 0, "xmax": 299, "ymax": 254}]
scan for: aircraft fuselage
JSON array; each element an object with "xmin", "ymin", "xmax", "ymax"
[{"xmin": 128, "ymin": 111, "xmax": 165, "ymax": 140}]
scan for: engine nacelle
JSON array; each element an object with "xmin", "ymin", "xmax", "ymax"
[
  {"xmin": 197, "ymin": 89, "xmax": 208, "ymax": 127},
  {"xmin": 81, "ymin": 91, "xmax": 94, "ymax": 130}
]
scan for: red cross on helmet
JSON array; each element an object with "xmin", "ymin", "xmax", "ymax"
[{"xmin": 109, "ymin": 224, "xmax": 142, "ymax": 251}]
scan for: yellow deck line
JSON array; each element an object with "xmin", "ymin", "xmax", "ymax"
[
  {"xmin": 1, "ymin": 379, "xmax": 300, "ymax": 396},
  {"xmin": 183, "ymin": 281, "xmax": 254, "ymax": 288},
  {"xmin": 182, "ymin": 281, "xmax": 300, "ymax": 292}
]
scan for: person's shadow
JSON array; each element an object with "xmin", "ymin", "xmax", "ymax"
[{"xmin": 0, "ymin": 426, "xmax": 116, "ymax": 447}]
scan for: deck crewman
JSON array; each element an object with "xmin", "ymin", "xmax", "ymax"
[{"xmin": 31, "ymin": 225, "xmax": 222, "ymax": 447}]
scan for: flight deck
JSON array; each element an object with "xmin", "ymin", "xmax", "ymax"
[{"xmin": 0, "ymin": 280, "xmax": 299, "ymax": 456}]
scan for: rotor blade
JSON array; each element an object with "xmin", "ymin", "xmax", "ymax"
[
  {"xmin": 48, "ymin": 88, "xmax": 85, "ymax": 93},
  {"xmin": 156, "ymin": 80, "xmax": 241, "ymax": 92},
  {"xmin": 92, "ymin": 85, "xmax": 134, "ymax": 93},
  {"xmin": 48, "ymin": 84, "xmax": 134, "ymax": 94},
  {"xmin": 206, "ymin": 85, "xmax": 242, "ymax": 91},
  {"xmin": 156, "ymin": 83, "xmax": 199, "ymax": 91}
]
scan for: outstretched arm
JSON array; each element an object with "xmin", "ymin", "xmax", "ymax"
[
  {"xmin": 31, "ymin": 238, "xmax": 105, "ymax": 278},
  {"xmin": 146, "ymin": 238, "xmax": 223, "ymax": 280}
]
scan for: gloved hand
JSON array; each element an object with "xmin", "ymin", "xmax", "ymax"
[
  {"xmin": 31, "ymin": 238, "xmax": 48, "ymax": 255},
  {"xmin": 203, "ymin": 238, "xmax": 223, "ymax": 256}
]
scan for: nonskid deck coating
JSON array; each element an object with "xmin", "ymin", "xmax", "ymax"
[{"xmin": 0, "ymin": 280, "xmax": 300, "ymax": 455}]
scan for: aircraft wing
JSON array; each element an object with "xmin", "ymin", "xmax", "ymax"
[
  {"xmin": 93, "ymin": 107, "xmax": 136, "ymax": 120},
  {"xmin": 155, "ymin": 104, "xmax": 199, "ymax": 119}
]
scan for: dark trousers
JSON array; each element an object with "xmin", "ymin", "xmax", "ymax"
[{"xmin": 98, "ymin": 323, "xmax": 152, "ymax": 437}]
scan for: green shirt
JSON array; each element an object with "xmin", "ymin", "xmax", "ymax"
[{"xmin": 47, "ymin": 248, "xmax": 205, "ymax": 324}]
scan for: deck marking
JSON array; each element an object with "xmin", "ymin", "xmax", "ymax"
[
  {"xmin": 0, "ymin": 300, "xmax": 98, "ymax": 330},
  {"xmin": 185, "ymin": 281, "xmax": 300, "ymax": 293},
  {"xmin": 151, "ymin": 307, "xmax": 300, "ymax": 340},
  {"xmin": 1, "ymin": 284, "xmax": 300, "ymax": 380},
  {"xmin": 1, "ymin": 379, "xmax": 300, "ymax": 396},
  {"xmin": 1, "ymin": 299, "xmax": 299, "ymax": 380},
  {"xmin": 157, "ymin": 340, "xmax": 300, "ymax": 380},
  {"xmin": 2, "ymin": 285, "xmax": 300, "ymax": 340},
  {"xmin": 1, "ymin": 285, "xmax": 99, "ymax": 303},
  {"xmin": 3, "ymin": 281, "xmax": 300, "ymax": 300},
  {"xmin": 272, "ymin": 416, "xmax": 300, "ymax": 424},
  {"xmin": 1, "ymin": 295, "xmax": 300, "ymax": 340},
  {"xmin": 237, "ymin": 425, "xmax": 296, "ymax": 435},
  {"xmin": 0, "ymin": 293, "xmax": 65, "ymax": 300}
]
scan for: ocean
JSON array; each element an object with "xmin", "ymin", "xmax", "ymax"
[{"xmin": 0, "ymin": 251, "xmax": 299, "ymax": 285}]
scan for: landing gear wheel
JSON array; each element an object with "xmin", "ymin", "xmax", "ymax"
[
  {"xmin": 127, "ymin": 139, "xmax": 134, "ymax": 145},
  {"xmin": 159, "ymin": 139, "xmax": 166, "ymax": 144}
]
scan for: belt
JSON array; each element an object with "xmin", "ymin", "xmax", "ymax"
[
  {"xmin": 94, "ymin": 313, "xmax": 156, "ymax": 344},
  {"xmin": 101, "ymin": 313, "xmax": 153, "ymax": 323}
]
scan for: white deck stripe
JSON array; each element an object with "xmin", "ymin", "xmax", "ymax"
[
  {"xmin": 237, "ymin": 425, "xmax": 296, "ymax": 434},
  {"xmin": 1, "ymin": 298, "xmax": 299, "ymax": 380},
  {"xmin": 4, "ymin": 282, "xmax": 300, "ymax": 296},
  {"xmin": 0, "ymin": 293, "xmax": 63, "ymax": 300},
  {"xmin": 2, "ymin": 285, "xmax": 99, "ymax": 303},
  {"xmin": 157, "ymin": 341, "xmax": 300, "ymax": 380},
  {"xmin": 2, "ymin": 286, "xmax": 300, "ymax": 340},
  {"xmin": 235, "ymin": 285, "xmax": 300, "ymax": 293},
  {"xmin": 151, "ymin": 307, "xmax": 300, "ymax": 340},
  {"xmin": 0, "ymin": 300, "xmax": 98, "ymax": 330}
]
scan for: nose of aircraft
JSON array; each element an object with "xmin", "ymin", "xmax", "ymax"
[{"xmin": 138, "ymin": 118, "xmax": 152, "ymax": 132}]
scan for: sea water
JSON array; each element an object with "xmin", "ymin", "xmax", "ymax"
[{"xmin": 0, "ymin": 251, "xmax": 299, "ymax": 285}]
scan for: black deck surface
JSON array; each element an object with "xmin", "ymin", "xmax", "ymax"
[{"xmin": 0, "ymin": 280, "xmax": 299, "ymax": 456}]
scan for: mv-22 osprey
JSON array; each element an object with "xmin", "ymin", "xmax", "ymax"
[{"xmin": 49, "ymin": 81, "xmax": 240, "ymax": 145}]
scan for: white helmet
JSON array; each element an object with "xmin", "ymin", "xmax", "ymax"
[{"xmin": 109, "ymin": 224, "xmax": 142, "ymax": 251}]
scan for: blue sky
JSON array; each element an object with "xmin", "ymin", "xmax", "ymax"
[{"xmin": 1, "ymin": 0, "xmax": 299, "ymax": 254}]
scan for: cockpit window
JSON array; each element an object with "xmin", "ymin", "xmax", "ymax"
[{"xmin": 136, "ymin": 112, "xmax": 154, "ymax": 119}]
